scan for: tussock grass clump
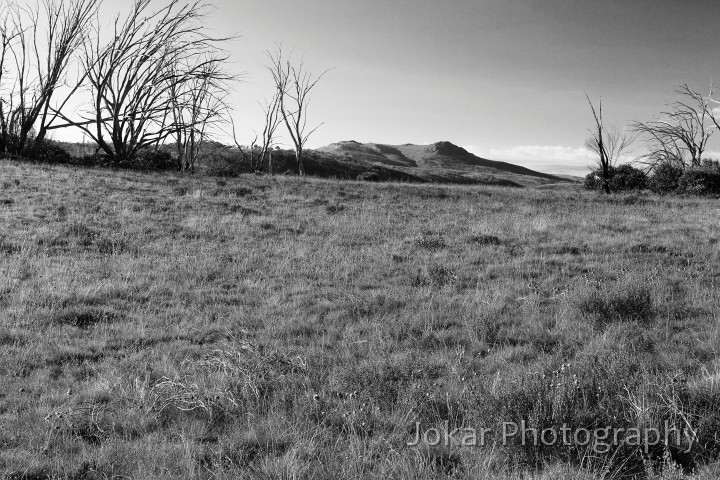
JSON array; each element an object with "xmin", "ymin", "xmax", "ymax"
[
  {"xmin": 325, "ymin": 203, "xmax": 345, "ymax": 214},
  {"xmin": 578, "ymin": 285, "xmax": 654, "ymax": 326},
  {"xmin": 94, "ymin": 234, "xmax": 133, "ymax": 255},
  {"xmin": 468, "ymin": 234, "xmax": 503, "ymax": 246},
  {"xmin": 50, "ymin": 308, "xmax": 123, "ymax": 328},
  {"xmin": 412, "ymin": 264, "xmax": 458, "ymax": 288},
  {"xmin": 413, "ymin": 232, "xmax": 447, "ymax": 250},
  {"xmin": 0, "ymin": 236, "xmax": 22, "ymax": 255},
  {"xmin": 227, "ymin": 204, "xmax": 261, "ymax": 216}
]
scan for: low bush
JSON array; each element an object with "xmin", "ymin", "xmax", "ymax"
[
  {"xmin": 584, "ymin": 164, "xmax": 647, "ymax": 192},
  {"xmin": 76, "ymin": 149, "xmax": 177, "ymax": 171},
  {"xmin": 356, "ymin": 171, "xmax": 380, "ymax": 182},
  {"xmin": 649, "ymin": 162, "xmax": 683, "ymax": 194},
  {"xmin": 131, "ymin": 149, "xmax": 177, "ymax": 171},
  {"xmin": 609, "ymin": 164, "xmax": 647, "ymax": 191},
  {"xmin": 28, "ymin": 141, "xmax": 74, "ymax": 164},
  {"xmin": 678, "ymin": 167, "xmax": 720, "ymax": 196}
]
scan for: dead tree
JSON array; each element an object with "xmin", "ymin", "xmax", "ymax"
[
  {"xmin": 0, "ymin": 6, "xmax": 20, "ymax": 153},
  {"xmin": 53, "ymin": 0, "xmax": 231, "ymax": 163},
  {"xmin": 0, "ymin": 0, "xmax": 98, "ymax": 154},
  {"xmin": 168, "ymin": 57, "xmax": 231, "ymax": 171},
  {"xmin": 632, "ymin": 84, "xmax": 720, "ymax": 171},
  {"xmin": 257, "ymin": 88, "xmax": 283, "ymax": 173},
  {"xmin": 585, "ymin": 95, "xmax": 632, "ymax": 194},
  {"xmin": 266, "ymin": 46, "xmax": 328, "ymax": 176}
]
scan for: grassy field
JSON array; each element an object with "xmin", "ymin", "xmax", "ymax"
[{"xmin": 1, "ymin": 159, "xmax": 720, "ymax": 479}]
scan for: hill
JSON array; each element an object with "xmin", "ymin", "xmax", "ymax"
[
  {"xmin": 48, "ymin": 139, "xmax": 576, "ymax": 187},
  {"xmin": 316, "ymin": 140, "xmax": 569, "ymax": 186}
]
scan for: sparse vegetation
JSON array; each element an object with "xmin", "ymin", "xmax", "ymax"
[
  {"xmin": 2, "ymin": 158, "xmax": 720, "ymax": 479},
  {"xmin": 2, "ymin": 2, "xmax": 720, "ymax": 478}
]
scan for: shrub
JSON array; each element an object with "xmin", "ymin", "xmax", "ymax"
[
  {"xmin": 608, "ymin": 164, "xmax": 647, "ymax": 191},
  {"xmin": 649, "ymin": 162, "xmax": 683, "ymax": 194},
  {"xmin": 29, "ymin": 141, "xmax": 74, "ymax": 164},
  {"xmin": 678, "ymin": 167, "xmax": 720, "ymax": 196},
  {"xmin": 356, "ymin": 171, "xmax": 380, "ymax": 182},
  {"xmin": 584, "ymin": 169, "xmax": 608, "ymax": 191},
  {"xmin": 134, "ymin": 149, "xmax": 176, "ymax": 170},
  {"xmin": 584, "ymin": 164, "xmax": 647, "ymax": 192},
  {"xmin": 76, "ymin": 152, "xmax": 110, "ymax": 167}
]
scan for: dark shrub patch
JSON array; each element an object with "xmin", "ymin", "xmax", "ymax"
[
  {"xmin": 130, "ymin": 149, "xmax": 176, "ymax": 170},
  {"xmin": 585, "ymin": 164, "xmax": 647, "ymax": 192},
  {"xmin": 0, "ymin": 236, "xmax": 21, "ymax": 255},
  {"xmin": 649, "ymin": 162, "xmax": 683, "ymax": 194},
  {"xmin": 227, "ymin": 187, "xmax": 253, "ymax": 197},
  {"xmin": 356, "ymin": 171, "xmax": 380, "ymax": 182},
  {"xmin": 326, "ymin": 203, "xmax": 345, "ymax": 213},
  {"xmin": 229, "ymin": 205, "xmax": 261, "ymax": 215},
  {"xmin": 28, "ymin": 141, "xmax": 74, "ymax": 164},
  {"xmin": 678, "ymin": 167, "xmax": 720, "ymax": 196},
  {"xmin": 468, "ymin": 234, "xmax": 502, "ymax": 246},
  {"xmin": 609, "ymin": 164, "xmax": 647, "ymax": 191}
]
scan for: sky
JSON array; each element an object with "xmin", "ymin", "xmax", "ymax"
[{"xmin": 94, "ymin": 1, "xmax": 720, "ymax": 175}]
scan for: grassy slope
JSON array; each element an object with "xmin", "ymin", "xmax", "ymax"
[{"xmin": 0, "ymin": 159, "xmax": 719, "ymax": 479}]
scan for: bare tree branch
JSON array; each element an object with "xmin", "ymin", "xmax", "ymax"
[
  {"xmin": 0, "ymin": 0, "xmax": 99, "ymax": 154},
  {"xmin": 266, "ymin": 45, "xmax": 328, "ymax": 176},
  {"xmin": 632, "ymin": 83, "xmax": 718, "ymax": 171},
  {"xmin": 53, "ymin": 0, "xmax": 235, "ymax": 163}
]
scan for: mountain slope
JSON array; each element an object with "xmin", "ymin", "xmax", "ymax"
[{"xmin": 316, "ymin": 140, "xmax": 568, "ymax": 186}]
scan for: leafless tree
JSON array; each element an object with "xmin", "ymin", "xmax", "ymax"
[
  {"xmin": 585, "ymin": 95, "xmax": 633, "ymax": 194},
  {"xmin": 53, "ymin": 0, "xmax": 231, "ymax": 163},
  {"xmin": 256, "ymin": 88, "xmax": 283, "ymax": 173},
  {"xmin": 0, "ymin": 0, "xmax": 99, "ymax": 154},
  {"xmin": 632, "ymin": 84, "xmax": 720, "ymax": 171},
  {"xmin": 267, "ymin": 46, "xmax": 328, "ymax": 176},
  {"xmin": 0, "ymin": 6, "xmax": 20, "ymax": 153},
  {"xmin": 168, "ymin": 56, "xmax": 232, "ymax": 171}
]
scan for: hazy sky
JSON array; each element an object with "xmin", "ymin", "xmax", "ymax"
[{"xmin": 99, "ymin": 0, "xmax": 720, "ymax": 175}]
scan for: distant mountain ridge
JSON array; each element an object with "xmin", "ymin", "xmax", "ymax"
[
  {"xmin": 49, "ymin": 138, "xmax": 576, "ymax": 186},
  {"xmin": 315, "ymin": 140, "xmax": 568, "ymax": 186}
]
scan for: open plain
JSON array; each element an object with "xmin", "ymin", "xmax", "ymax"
[{"xmin": 1, "ymin": 159, "xmax": 720, "ymax": 479}]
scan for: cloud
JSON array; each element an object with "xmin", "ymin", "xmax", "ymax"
[{"xmin": 488, "ymin": 145, "xmax": 596, "ymax": 163}]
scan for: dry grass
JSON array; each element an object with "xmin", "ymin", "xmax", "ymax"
[{"xmin": 1, "ymin": 159, "xmax": 719, "ymax": 479}]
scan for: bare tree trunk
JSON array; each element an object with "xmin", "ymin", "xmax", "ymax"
[{"xmin": 296, "ymin": 147, "xmax": 305, "ymax": 176}]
